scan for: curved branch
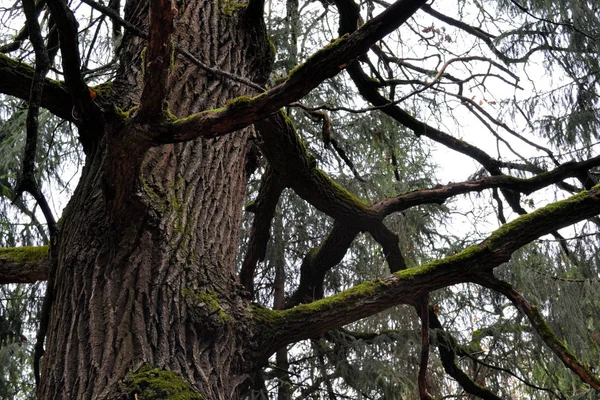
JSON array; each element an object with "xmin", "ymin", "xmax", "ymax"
[
  {"xmin": 0, "ymin": 54, "xmax": 73, "ymax": 121},
  {"xmin": 375, "ymin": 155, "xmax": 600, "ymax": 215},
  {"xmin": 240, "ymin": 166, "xmax": 287, "ymax": 297},
  {"xmin": 46, "ymin": 0, "xmax": 104, "ymax": 153},
  {"xmin": 287, "ymin": 223, "xmax": 356, "ymax": 306},
  {"xmin": 16, "ymin": 0, "xmax": 58, "ymax": 240},
  {"xmin": 251, "ymin": 185, "xmax": 600, "ymax": 355},
  {"xmin": 475, "ymin": 274, "xmax": 600, "ymax": 391},
  {"xmin": 256, "ymin": 111, "xmax": 406, "ymax": 272},
  {"xmin": 148, "ymin": 0, "xmax": 427, "ymax": 143},
  {"xmin": 429, "ymin": 313, "xmax": 504, "ymax": 400},
  {"xmin": 287, "ymin": 156, "xmax": 600, "ymax": 305},
  {"xmin": 45, "ymin": 0, "xmax": 95, "ymax": 116}
]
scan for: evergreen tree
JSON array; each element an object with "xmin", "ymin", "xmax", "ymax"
[{"xmin": 0, "ymin": 0, "xmax": 599, "ymax": 398}]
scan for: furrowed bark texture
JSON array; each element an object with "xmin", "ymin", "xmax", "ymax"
[{"xmin": 37, "ymin": 0, "xmax": 272, "ymax": 398}]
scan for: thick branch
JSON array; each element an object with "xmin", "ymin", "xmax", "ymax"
[
  {"xmin": 256, "ymin": 112, "xmax": 406, "ymax": 272},
  {"xmin": 0, "ymin": 54, "xmax": 73, "ymax": 121},
  {"xmin": 240, "ymin": 166, "xmax": 287, "ymax": 297},
  {"xmin": 149, "ymin": 0, "xmax": 427, "ymax": 143},
  {"xmin": 46, "ymin": 0, "xmax": 103, "ymax": 153},
  {"xmin": 287, "ymin": 157, "xmax": 600, "ymax": 305},
  {"xmin": 0, "ymin": 246, "xmax": 49, "ymax": 283},
  {"xmin": 45, "ymin": 0, "xmax": 95, "ymax": 117},
  {"xmin": 137, "ymin": 0, "xmax": 175, "ymax": 120},
  {"xmin": 476, "ymin": 275, "xmax": 600, "ymax": 391},
  {"xmin": 287, "ymin": 223, "xmax": 356, "ymax": 306},
  {"xmin": 252, "ymin": 185, "xmax": 600, "ymax": 354}
]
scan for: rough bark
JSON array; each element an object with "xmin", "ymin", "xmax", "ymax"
[
  {"xmin": 2, "ymin": 0, "xmax": 599, "ymax": 397},
  {"xmin": 37, "ymin": 0, "xmax": 273, "ymax": 398}
]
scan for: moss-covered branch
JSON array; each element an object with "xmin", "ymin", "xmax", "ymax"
[
  {"xmin": 148, "ymin": 0, "xmax": 427, "ymax": 144},
  {"xmin": 251, "ymin": 186, "xmax": 600, "ymax": 355},
  {"xmin": 0, "ymin": 53, "xmax": 73, "ymax": 121},
  {"xmin": 0, "ymin": 246, "xmax": 49, "ymax": 283}
]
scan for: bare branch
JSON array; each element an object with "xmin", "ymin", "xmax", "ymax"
[
  {"xmin": 136, "ymin": 0, "xmax": 175, "ymax": 120},
  {"xmin": 375, "ymin": 155, "xmax": 600, "ymax": 215},
  {"xmin": 46, "ymin": 0, "xmax": 103, "ymax": 152},
  {"xmin": 240, "ymin": 166, "xmax": 287, "ymax": 297},
  {"xmin": 15, "ymin": 0, "xmax": 58, "ymax": 239},
  {"xmin": 475, "ymin": 274, "xmax": 600, "ymax": 391},
  {"xmin": 0, "ymin": 0, "xmax": 45, "ymax": 54}
]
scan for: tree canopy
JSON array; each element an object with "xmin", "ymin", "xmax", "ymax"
[{"xmin": 0, "ymin": 0, "xmax": 599, "ymax": 398}]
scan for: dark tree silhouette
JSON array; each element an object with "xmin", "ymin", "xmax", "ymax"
[{"xmin": 1, "ymin": 0, "xmax": 599, "ymax": 398}]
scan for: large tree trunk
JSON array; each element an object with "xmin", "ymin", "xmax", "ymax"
[{"xmin": 38, "ymin": 1, "xmax": 273, "ymax": 398}]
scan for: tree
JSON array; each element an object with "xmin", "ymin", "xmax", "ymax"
[{"xmin": 0, "ymin": 0, "xmax": 600, "ymax": 398}]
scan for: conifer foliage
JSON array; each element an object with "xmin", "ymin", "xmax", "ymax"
[{"xmin": 0, "ymin": 0, "xmax": 599, "ymax": 398}]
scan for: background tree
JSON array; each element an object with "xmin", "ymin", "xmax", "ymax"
[{"xmin": 0, "ymin": 0, "xmax": 600, "ymax": 398}]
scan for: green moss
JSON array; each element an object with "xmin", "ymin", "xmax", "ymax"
[
  {"xmin": 308, "ymin": 245, "xmax": 321, "ymax": 260},
  {"xmin": 163, "ymin": 101, "xmax": 179, "ymax": 122},
  {"xmin": 285, "ymin": 279, "xmax": 384, "ymax": 317},
  {"xmin": 267, "ymin": 37, "xmax": 276, "ymax": 60},
  {"xmin": 314, "ymin": 168, "xmax": 366, "ymax": 208},
  {"xmin": 140, "ymin": 46, "xmax": 148, "ymax": 79},
  {"xmin": 250, "ymin": 303, "xmax": 285, "ymax": 325},
  {"xmin": 397, "ymin": 245, "xmax": 484, "ymax": 279},
  {"xmin": 245, "ymin": 200, "xmax": 256, "ymax": 212},
  {"xmin": 170, "ymin": 37, "xmax": 176, "ymax": 70},
  {"xmin": 169, "ymin": 93, "xmax": 266, "ymax": 129},
  {"xmin": 140, "ymin": 175, "xmax": 168, "ymax": 213},
  {"xmin": 0, "ymin": 53, "xmax": 64, "ymax": 91},
  {"xmin": 286, "ymin": 34, "xmax": 350, "ymax": 80},
  {"xmin": 224, "ymin": 95, "xmax": 253, "ymax": 110},
  {"xmin": 90, "ymin": 81, "xmax": 114, "ymax": 97},
  {"xmin": 485, "ymin": 190, "xmax": 589, "ymax": 250},
  {"xmin": 122, "ymin": 365, "xmax": 203, "ymax": 400},
  {"xmin": 183, "ymin": 289, "xmax": 233, "ymax": 324},
  {"xmin": 221, "ymin": 0, "xmax": 246, "ymax": 16},
  {"xmin": 251, "ymin": 280, "xmax": 389, "ymax": 332},
  {"xmin": 0, "ymin": 246, "xmax": 48, "ymax": 263},
  {"xmin": 116, "ymin": 105, "xmax": 138, "ymax": 122}
]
